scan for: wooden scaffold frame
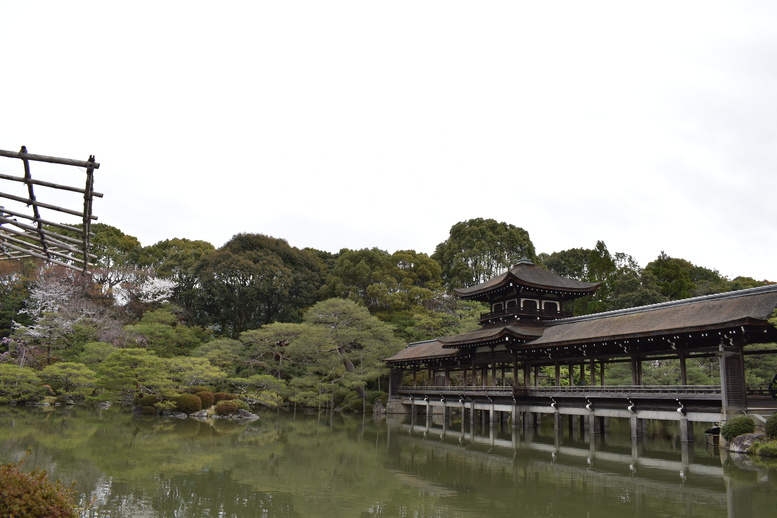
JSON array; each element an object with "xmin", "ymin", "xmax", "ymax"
[{"xmin": 0, "ymin": 146, "xmax": 102, "ymax": 273}]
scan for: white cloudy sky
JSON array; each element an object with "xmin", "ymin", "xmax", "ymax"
[{"xmin": 1, "ymin": 1, "xmax": 775, "ymax": 281}]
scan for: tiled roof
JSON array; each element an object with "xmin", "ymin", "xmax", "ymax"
[
  {"xmin": 386, "ymin": 284, "xmax": 777, "ymax": 364},
  {"xmin": 437, "ymin": 324, "xmax": 544, "ymax": 347},
  {"xmin": 454, "ymin": 261, "xmax": 599, "ymax": 299},
  {"xmin": 533, "ymin": 284, "xmax": 777, "ymax": 347}
]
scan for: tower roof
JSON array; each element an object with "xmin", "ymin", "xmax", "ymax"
[{"xmin": 454, "ymin": 260, "xmax": 600, "ymax": 301}]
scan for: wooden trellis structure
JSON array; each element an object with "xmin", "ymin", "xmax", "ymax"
[{"xmin": 0, "ymin": 146, "xmax": 102, "ymax": 272}]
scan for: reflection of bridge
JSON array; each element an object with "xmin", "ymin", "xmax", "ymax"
[{"xmin": 385, "ymin": 413, "xmax": 766, "ymax": 517}]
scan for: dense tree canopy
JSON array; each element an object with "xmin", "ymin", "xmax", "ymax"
[
  {"xmin": 0, "ymin": 218, "xmax": 773, "ymax": 410},
  {"xmin": 190, "ymin": 233, "xmax": 322, "ymax": 337},
  {"xmin": 432, "ymin": 218, "xmax": 535, "ymax": 288}
]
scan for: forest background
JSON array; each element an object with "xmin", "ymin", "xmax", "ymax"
[{"xmin": 1, "ymin": 218, "xmax": 775, "ymax": 411}]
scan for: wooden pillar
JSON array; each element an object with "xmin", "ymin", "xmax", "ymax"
[
  {"xmin": 569, "ymin": 363, "xmax": 574, "ymax": 386},
  {"xmin": 679, "ymin": 353, "xmax": 688, "ymax": 386},
  {"xmin": 524, "ymin": 362, "xmax": 531, "ymax": 387},
  {"xmin": 719, "ymin": 338, "xmax": 747, "ymax": 418},
  {"xmin": 554, "ymin": 363, "xmax": 561, "ymax": 386},
  {"xmin": 589, "ymin": 359, "xmax": 596, "ymax": 386},
  {"xmin": 600, "ymin": 362, "xmax": 606, "ymax": 387},
  {"xmin": 512, "ymin": 359, "xmax": 519, "ymax": 388},
  {"xmin": 631, "ymin": 357, "xmax": 643, "ymax": 385},
  {"xmin": 482, "ymin": 365, "xmax": 488, "ymax": 387}
]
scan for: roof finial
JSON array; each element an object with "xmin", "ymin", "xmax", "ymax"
[{"xmin": 515, "ymin": 244, "xmax": 533, "ymax": 266}]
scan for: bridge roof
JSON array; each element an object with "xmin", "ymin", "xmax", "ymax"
[
  {"xmin": 535, "ymin": 284, "xmax": 777, "ymax": 348},
  {"xmin": 437, "ymin": 324, "xmax": 544, "ymax": 348},
  {"xmin": 386, "ymin": 284, "xmax": 777, "ymax": 366}
]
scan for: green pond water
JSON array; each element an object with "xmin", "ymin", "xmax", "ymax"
[{"xmin": 1, "ymin": 406, "xmax": 775, "ymax": 517}]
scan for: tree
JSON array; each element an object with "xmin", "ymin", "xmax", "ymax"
[
  {"xmin": 124, "ymin": 305, "xmax": 208, "ymax": 357},
  {"xmin": 320, "ymin": 248, "xmax": 443, "ymax": 313},
  {"xmin": 95, "ymin": 348, "xmax": 173, "ymax": 400},
  {"xmin": 432, "ymin": 218, "xmax": 535, "ymax": 288},
  {"xmin": 191, "ymin": 337, "xmax": 244, "ymax": 375},
  {"xmin": 165, "ymin": 356, "xmax": 226, "ymax": 388},
  {"xmin": 0, "ymin": 364, "xmax": 47, "ymax": 404},
  {"xmin": 135, "ymin": 238, "xmax": 216, "ymax": 308},
  {"xmin": 645, "ymin": 252, "xmax": 731, "ymax": 301},
  {"xmin": 0, "ymin": 260, "xmax": 33, "ymax": 338},
  {"xmin": 39, "ymin": 362, "xmax": 97, "ymax": 399},
  {"xmin": 191, "ymin": 233, "xmax": 322, "ymax": 336},
  {"xmin": 289, "ymin": 298, "xmax": 404, "ymax": 401},
  {"xmin": 240, "ymin": 323, "xmax": 306, "ymax": 379}
]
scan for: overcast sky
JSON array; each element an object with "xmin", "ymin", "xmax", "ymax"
[{"xmin": 1, "ymin": 1, "xmax": 775, "ymax": 281}]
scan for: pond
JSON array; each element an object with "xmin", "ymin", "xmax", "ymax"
[{"xmin": 1, "ymin": 405, "xmax": 775, "ymax": 517}]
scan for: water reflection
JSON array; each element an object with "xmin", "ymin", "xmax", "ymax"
[
  {"xmin": 1, "ymin": 406, "xmax": 776, "ymax": 517},
  {"xmin": 393, "ymin": 411, "xmax": 777, "ymax": 517}
]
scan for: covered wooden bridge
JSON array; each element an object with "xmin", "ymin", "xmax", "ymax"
[{"xmin": 385, "ymin": 259, "xmax": 777, "ymax": 441}]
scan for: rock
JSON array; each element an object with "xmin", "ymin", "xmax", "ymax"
[
  {"xmin": 237, "ymin": 409, "xmax": 260, "ymax": 421},
  {"xmin": 372, "ymin": 399, "xmax": 385, "ymax": 416},
  {"xmin": 161, "ymin": 410, "xmax": 189, "ymax": 419},
  {"xmin": 728, "ymin": 433, "xmax": 765, "ymax": 453}
]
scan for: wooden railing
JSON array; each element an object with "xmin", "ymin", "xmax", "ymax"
[
  {"xmin": 480, "ymin": 307, "xmax": 572, "ymax": 321},
  {"xmin": 397, "ymin": 384, "xmax": 723, "ymax": 399}
]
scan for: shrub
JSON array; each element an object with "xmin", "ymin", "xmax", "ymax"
[
  {"xmin": 0, "ymin": 454, "xmax": 78, "ymax": 517},
  {"xmin": 214, "ymin": 400, "xmax": 238, "ymax": 415},
  {"xmin": 213, "ymin": 392, "xmax": 237, "ymax": 403},
  {"xmin": 765, "ymin": 414, "xmax": 777, "ymax": 439},
  {"xmin": 175, "ymin": 393, "xmax": 203, "ymax": 414},
  {"xmin": 721, "ymin": 416, "xmax": 755, "ymax": 442},
  {"xmin": 753, "ymin": 441, "xmax": 777, "ymax": 457},
  {"xmin": 196, "ymin": 390, "xmax": 215, "ymax": 408},
  {"xmin": 187, "ymin": 386, "xmax": 211, "ymax": 394},
  {"xmin": 136, "ymin": 394, "xmax": 159, "ymax": 407},
  {"xmin": 233, "ymin": 398, "xmax": 249, "ymax": 411}
]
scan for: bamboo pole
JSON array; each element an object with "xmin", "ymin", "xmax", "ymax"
[
  {"xmin": 0, "ymin": 224, "xmax": 95, "ymax": 260},
  {"xmin": 0, "ymin": 191, "xmax": 96, "ymax": 219},
  {"xmin": 0, "ymin": 173, "xmax": 104, "ymax": 198},
  {"xmin": 0, "ymin": 215, "xmax": 88, "ymax": 247},
  {"xmin": 0, "ymin": 206, "xmax": 93, "ymax": 236},
  {"xmin": 0, "ymin": 148, "xmax": 101, "ymax": 169},
  {"xmin": 0, "ymin": 233, "xmax": 86, "ymax": 266},
  {"xmin": 0, "ymin": 240, "xmax": 84, "ymax": 269}
]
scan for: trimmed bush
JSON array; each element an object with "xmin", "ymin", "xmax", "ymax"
[
  {"xmin": 175, "ymin": 393, "xmax": 203, "ymax": 414},
  {"xmin": 196, "ymin": 390, "xmax": 215, "ymax": 409},
  {"xmin": 0, "ymin": 455, "xmax": 78, "ymax": 517},
  {"xmin": 214, "ymin": 400, "xmax": 239, "ymax": 415},
  {"xmin": 213, "ymin": 392, "xmax": 237, "ymax": 403},
  {"xmin": 233, "ymin": 399, "xmax": 249, "ymax": 411},
  {"xmin": 765, "ymin": 414, "xmax": 777, "ymax": 439},
  {"xmin": 721, "ymin": 416, "xmax": 755, "ymax": 442}
]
